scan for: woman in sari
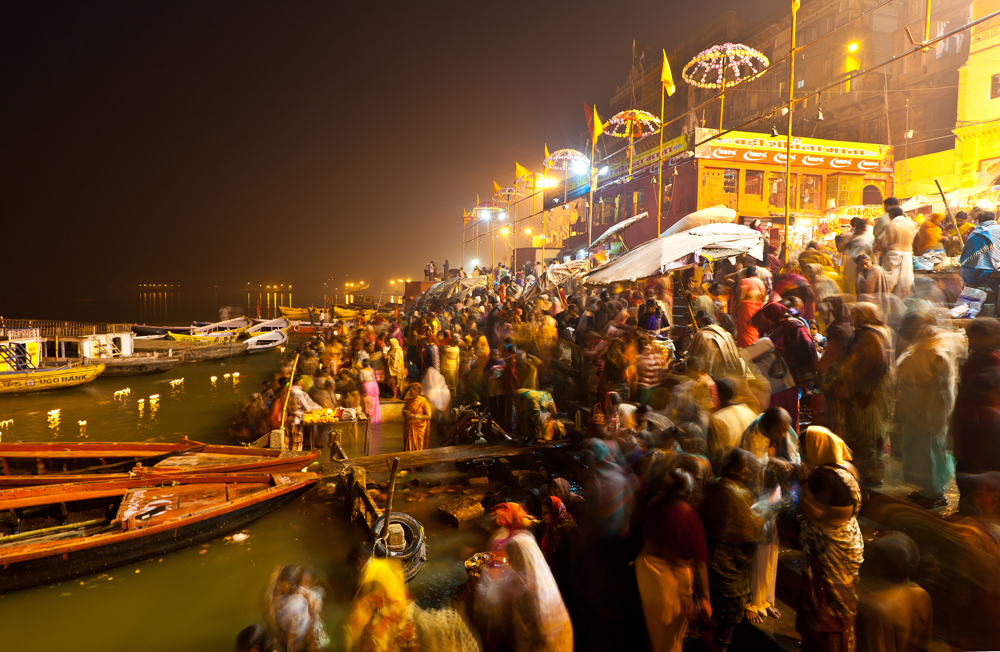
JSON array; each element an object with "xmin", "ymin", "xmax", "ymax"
[
  {"xmin": 636, "ymin": 469, "xmax": 712, "ymax": 652},
  {"xmin": 540, "ymin": 495, "xmax": 581, "ymax": 605},
  {"xmin": 344, "ymin": 558, "xmax": 418, "ymax": 652},
  {"xmin": 402, "ymin": 383, "xmax": 432, "ymax": 451},
  {"xmin": 827, "ymin": 303, "xmax": 895, "ymax": 485},
  {"xmin": 774, "ymin": 263, "xmax": 816, "ymax": 321},
  {"xmin": 733, "ymin": 269, "xmax": 767, "ymax": 347},
  {"xmin": 584, "ymin": 438, "xmax": 637, "ymax": 539},
  {"xmin": 358, "ymin": 360, "xmax": 381, "ymax": 424},
  {"xmin": 796, "ymin": 426, "xmax": 864, "ymax": 652},
  {"xmin": 440, "ymin": 331, "xmax": 460, "ymax": 395},
  {"xmin": 599, "ymin": 339, "xmax": 636, "ymax": 402},
  {"xmin": 507, "ymin": 532, "xmax": 574, "ymax": 652}
]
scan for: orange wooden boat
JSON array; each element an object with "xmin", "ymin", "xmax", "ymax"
[
  {"xmin": 0, "ymin": 437, "xmax": 318, "ymax": 487},
  {"xmin": 0, "ymin": 471, "xmax": 318, "ymax": 592}
]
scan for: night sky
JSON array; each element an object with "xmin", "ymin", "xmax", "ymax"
[{"xmin": 1, "ymin": 0, "xmax": 783, "ymax": 319}]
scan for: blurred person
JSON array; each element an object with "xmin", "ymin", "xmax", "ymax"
[
  {"xmin": 507, "ymin": 532, "xmax": 574, "ymax": 652},
  {"xmin": 872, "ymin": 196, "xmax": 899, "ymax": 241},
  {"xmin": 854, "ymin": 253, "xmax": 892, "ymax": 320},
  {"xmin": 266, "ymin": 565, "xmax": 329, "ymax": 652},
  {"xmin": 539, "ymin": 495, "xmax": 581, "ymax": 608},
  {"xmin": 880, "ymin": 206, "xmax": 915, "ymax": 298},
  {"xmin": 796, "ymin": 426, "xmax": 864, "ymax": 652},
  {"xmin": 843, "ymin": 217, "xmax": 874, "ymax": 296},
  {"xmin": 952, "ymin": 318, "xmax": 1000, "ymax": 477},
  {"xmin": 803, "ymin": 263, "xmax": 841, "ymax": 304},
  {"xmin": 959, "ymin": 210, "xmax": 1000, "ymax": 286},
  {"xmin": 636, "ymin": 339, "xmax": 668, "ymax": 405},
  {"xmin": 358, "ymin": 359, "xmax": 381, "ymax": 424},
  {"xmin": 752, "ymin": 302, "xmax": 819, "ymax": 431},
  {"xmin": 701, "ymin": 448, "xmax": 764, "ymax": 652},
  {"xmin": 708, "ymin": 378, "xmax": 760, "ymax": 471},
  {"xmin": 856, "ymin": 532, "xmax": 932, "ymax": 652},
  {"xmin": 827, "ymin": 303, "xmax": 895, "ymax": 486},
  {"xmin": 895, "ymin": 312, "xmax": 966, "ymax": 508},
  {"xmin": 513, "ymin": 388, "xmax": 560, "ymax": 442},
  {"xmin": 733, "ymin": 265, "xmax": 767, "ymax": 347},
  {"xmin": 344, "ymin": 558, "xmax": 418, "ymax": 652},
  {"xmin": 636, "ymin": 468, "xmax": 712, "ymax": 652},
  {"xmin": 912, "ymin": 213, "xmax": 944, "ymax": 257},
  {"xmin": 488, "ymin": 502, "xmax": 536, "ymax": 551},
  {"xmin": 774, "ymin": 262, "xmax": 816, "ymax": 321},
  {"xmin": 236, "ymin": 624, "xmax": 276, "ymax": 652},
  {"xmin": 583, "ymin": 438, "xmax": 637, "ymax": 539},
  {"xmin": 385, "ymin": 338, "xmax": 406, "ymax": 399}
]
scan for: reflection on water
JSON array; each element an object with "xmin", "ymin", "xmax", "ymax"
[{"xmin": 0, "ymin": 344, "xmax": 480, "ymax": 651}]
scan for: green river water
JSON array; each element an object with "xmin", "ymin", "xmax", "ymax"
[{"xmin": 0, "ymin": 343, "xmax": 479, "ymax": 651}]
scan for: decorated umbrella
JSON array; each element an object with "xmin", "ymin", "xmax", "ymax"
[
  {"xmin": 605, "ymin": 109, "xmax": 661, "ymax": 174},
  {"xmin": 543, "ymin": 148, "xmax": 589, "ymax": 212},
  {"xmin": 493, "ymin": 187, "xmax": 521, "ymax": 204},
  {"xmin": 682, "ymin": 43, "xmax": 769, "ymax": 129},
  {"xmin": 585, "ymin": 223, "xmax": 764, "ymax": 285}
]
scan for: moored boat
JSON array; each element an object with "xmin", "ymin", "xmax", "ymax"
[
  {"xmin": 0, "ymin": 437, "xmax": 318, "ymax": 486},
  {"xmin": 85, "ymin": 354, "xmax": 183, "ymax": 377},
  {"xmin": 245, "ymin": 329, "xmax": 288, "ymax": 353},
  {"xmin": 278, "ymin": 306, "xmax": 328, "ymax": 321},
  {"xmin": 0, "ymin": 363, "xmax": 105, "ymax": 395},
  {"xmin": 0, "ymin": 471, "xmax": 318, "ymax": 593},
  {"xmin": 189, "ymin": 318, "xmax": 252, "ymax": 335},
  {"xmin": 166, "ymin": 330, "xmax": 239, "ymax": 343},
  {"xmin": 244, "ymin": 317, "xmax": 290, "ymax": 336}
]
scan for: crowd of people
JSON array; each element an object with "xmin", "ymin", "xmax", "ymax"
[{"xmin": 240, "ymin": 197, "xmax": 1000, "ymax": 651}]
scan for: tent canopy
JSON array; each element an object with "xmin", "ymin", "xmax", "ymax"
[
  {"xmin": 660, "ymin": 205, "xmax": 737, "ymax": 237},
  {"xmin": 585, "ymin": 223, "xmax": 763, "ymax": 285},
  {"xmin": 520, "ymin": 259, "xmax": 589, "ymax": 302},
  {"xmin": 414, "ymin": 276, "xmax": 486, "ymax": 310}
]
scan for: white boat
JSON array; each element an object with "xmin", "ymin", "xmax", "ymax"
[
  {"xmin": 189, "ymin": 318, "xmax": 252, "ymax": 336},
  {"xmin": 244, "ymin": 317, "xmax": 290, "ymax": 336},
  {"xmin": 245, "ymin": 329, "xmax": 288, "ymax": 353}
]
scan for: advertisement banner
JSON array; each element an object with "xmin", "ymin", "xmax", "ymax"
[{"xmin": 543, "ymin": 173, "xmax": 591, "ymax": 210}]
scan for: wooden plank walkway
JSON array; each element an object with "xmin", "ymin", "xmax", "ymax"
[{"xmin": 320, "ymin": 439, "xmax": 574, "ymax": 476}]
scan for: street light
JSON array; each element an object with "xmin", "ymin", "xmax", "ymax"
[
  {"xmin": 847, "ymin": 42, "xmax": 859, "ymax": 53},
  {"xmin": 524, "ymin": 228, "xmax": 531, "ymax": 235}
]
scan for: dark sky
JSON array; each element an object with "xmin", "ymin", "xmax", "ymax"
[{"xmin": 1, "ymin": 0, "xmax": 783, "ymax": 315}]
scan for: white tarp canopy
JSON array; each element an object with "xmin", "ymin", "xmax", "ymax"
[
  {"xmin": 585, "ymin": 223, "xmax": 764, "ymax": 285},
  {"xmin": 899, "ymin": 194, "xmax": 939, "ymax": 212},
  {"xmin": 414, "ymin": 276, "xmax": 487, "ymax": 310},
  {"xmin": 587, "ymin": 211, "xmax": 648, "ymax": 250},
  {"xmin": 660, "ymin": 205, "xmax": 737, "ymax": 237},
  {"xmin": 520, "ymin": 259, "xmax": 590, "ymax": 302}
]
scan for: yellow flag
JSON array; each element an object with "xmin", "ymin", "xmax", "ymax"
[
  {"xmin": 792, "ymin": 0, "xmax": 800, "ymax": 12},
  {"xmin": 661, "ymin": 50, "xmax": 676, "ymax": 97},
  {"xmin": 592, "ymin": 106, "xmax": 604, "ymax": 144},
  {"xmin": 515, "ymin": 162, "xmax": 531, "ymax": 180},
  {"xmin": 476, "ymin": 193, "xmax": 480, "ymax": 205},
  {"xmin": 493, "ymin": 181, "xmax": 501, "ymax": 195},
  {"xmin": 544, "ymin": 143, "xmax": 551, "ymax": 160}
]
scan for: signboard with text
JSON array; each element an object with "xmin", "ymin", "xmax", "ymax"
[{"xmin": 695, "ymin": 130, "xmax": 893, "ymax": 174}]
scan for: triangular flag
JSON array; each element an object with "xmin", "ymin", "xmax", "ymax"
[
  {"xmin": 792, "ymin": 0, "xmax": 800, "ymax": 12},
  {"xmin": 476, "ymin": 193, "xmax": 480, "ymax": 205},
  {"xmin": 661, "ymin": 50, "xmax": 676, "ymax": 97},
  {"xmin": 583, "ymin": 102, "xmax": 594, "ymax": 136},
  {"xmin": 515, "ymin": 162, "xmax": 531, "ymax": 180},
  {"xmin": 592, "ymin": 105, "xmax": 604, "ymax": 145},
  {"xmin": 544, "ymin": 143, "xmax": 550, "ymax": 160},
  {"xmin": 493, "ymin": 181, "xmax": 501, "ymax": 195}
]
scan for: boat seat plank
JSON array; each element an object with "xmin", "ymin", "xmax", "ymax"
[{"xmin": 153, "ymin": 453, "xmax": 263, "ymax": 469}]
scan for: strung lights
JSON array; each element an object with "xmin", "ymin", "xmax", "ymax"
[
  {"xmin": 605, "ymin": 110, "xmax": 661, "ymax": 139},
  {"xmin": 682, "ymin": 43, "xmax": 769, "ymax": 89}
]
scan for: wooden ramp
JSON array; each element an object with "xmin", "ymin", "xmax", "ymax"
[{"xmin": 321, "ymin": 439, "xmax": 573, "ymax": 476}]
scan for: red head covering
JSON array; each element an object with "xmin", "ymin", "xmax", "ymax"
[{"xmin": 491, "ymin": 502, "xmax": 532, "ymax": 530}]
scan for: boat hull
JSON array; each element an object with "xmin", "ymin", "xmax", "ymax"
[
  {"xmin": 0, "ymin": 364, "xmax": 105, "ymax": 395},
  {"xmin": 0, "ymin": 479, "xmax": 314, "ymax": 593},
  {"xmin": 88, "ymin": 356, "xmax": 182, "ymax": 377}
]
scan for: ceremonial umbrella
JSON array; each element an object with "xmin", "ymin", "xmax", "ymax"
[
  {"xmin": 543, "ymin": 148, "xmax": 589, "ymax": 209},
  {"xmin": 605, "ymin": 109, "xmax": 661, "ymax": 175},
  {"xmin": 682, "ymin": 43, "xmax": 769, "ymax": 128}
]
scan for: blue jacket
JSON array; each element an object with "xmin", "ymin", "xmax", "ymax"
[{"xmin": 960, "ymin": 220, "xmax": 1000, "ymax": 285}]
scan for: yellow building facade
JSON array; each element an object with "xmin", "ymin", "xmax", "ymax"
[{"xmin": 896, "ymin": 0, "xmax": 1000, "ymax": 195}]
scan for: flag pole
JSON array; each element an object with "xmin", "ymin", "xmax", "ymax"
[
  {"xmin": 658, "ymin": 83, "xmax": 665, "ymax": 236},
  {"xmin": 784, "ymin": 0, "xmax": 797, "ymax": 263},
  {"xmin": 512, "ymin": 187, "xmax": 517, "ymax": 273}
]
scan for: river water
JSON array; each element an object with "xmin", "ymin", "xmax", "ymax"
[{"xmin": 0, "ymin": 342, "xmax": 479, "ymax": 651}]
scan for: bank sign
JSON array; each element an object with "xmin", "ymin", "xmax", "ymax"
[{"xmin": 697, "ymin": 131, "xmax": 892, "ymax": 173}]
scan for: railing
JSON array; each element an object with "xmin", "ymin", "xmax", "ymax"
[{"xmin": 0, "ymin": 319, "xmax": 131, "ymax": 338}]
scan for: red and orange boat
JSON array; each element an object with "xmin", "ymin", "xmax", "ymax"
[
  {"xmin": 0, "ymin": 437, "xmax": 318, "ymax": 487},
  {"xmin": 0, "ymin": 470, "xmax": 318, "ymax": 592}
]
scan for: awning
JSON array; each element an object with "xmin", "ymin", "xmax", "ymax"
[
  {"xmin": 585, "ymin": 223, "xmax": 764, "ymax": 285},
  {"xmin": 587, "ymin": 212, "xmax": 648, "ymax": 251}
]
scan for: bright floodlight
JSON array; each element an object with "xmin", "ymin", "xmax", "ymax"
[
  {"xmin": 571, "ymin": 160, "xmax": 588, "ymax": 174},
  {"xmin": 472, "ymin": 259, "xmax": 479, "ymax": 267},
  {"xmin": 599, "ymin": 166, "xmax": 609, "ymax": 175},
  {"xmin": 500, "ymin": 227, "xmax": 509, "ymax": 235},
  {"xmin": 498, "ymin": 212, "xmax": 507, "ymax": 220},
  {"xmin": 525, "ymin": 228, "xmax": 531, "ymax": 234},
  {"xmin": 847, "ymin": 42, "xmax": 859, "ymax": 53},
  {"xmin": 481, "ymin": 211, "xmax": 490, "ymax": 220}
]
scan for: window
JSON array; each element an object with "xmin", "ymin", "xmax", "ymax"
[
  {"xmin": 797, "ymin": 78, "xmax": 805, "ymax": 89},
  {"xmin": 800, "ymin": 175, "xmax": 823, "ymax": 210},
  {"xmin": 991, "ymin": 73, "xmax": 1000, "ymax": 100},
  {"xmin": 768, "ymin": 173, "xmax": 796, "ymax": 208},
  {"xmin": 745, "ymin": 170, "xmax": 764, "ymax": 198},
  {"xmin": 723, "ymin": 168, "xmax": 739, "ymax": 194}
]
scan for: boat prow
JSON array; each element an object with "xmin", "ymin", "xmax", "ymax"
[{"xmin": 245, "ymin": 329, "xmax": 288, "ymax": 353}]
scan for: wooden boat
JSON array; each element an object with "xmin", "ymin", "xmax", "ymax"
[
  {"xmin": 85, "ymin": 355, "xmax": 182, "ymax": 377},
  {"xmin": 244, "ymin": 317, "xmax": 290, "ymax": 336},
  {"xmin": 0, "ymin": 364, "xmax": 105, "ymax": 396},
  {"xmin": 278, "ymin": 306, "xmax": 327, "ymax": 321},
  {"xmin": 130, "ymin": 324, "xmax": 194, "ymax": 336},
  {"xmin": 245, "ymin": 329, "xmax": 288, "ymax": 353},
  {"xmin": 0, "ymin": 438, "xmax": 319, "ymax": 486},
  {"xmin": 0, "ymin": 471, "xmax": 318, "ymax": 593},
  {"xmin": 189, "ymin": 318, "xmax": 252, "ymax": 335},
  {"xmin": 166, "ymin": 330, "xmax": 238, "ymax": 343}
]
